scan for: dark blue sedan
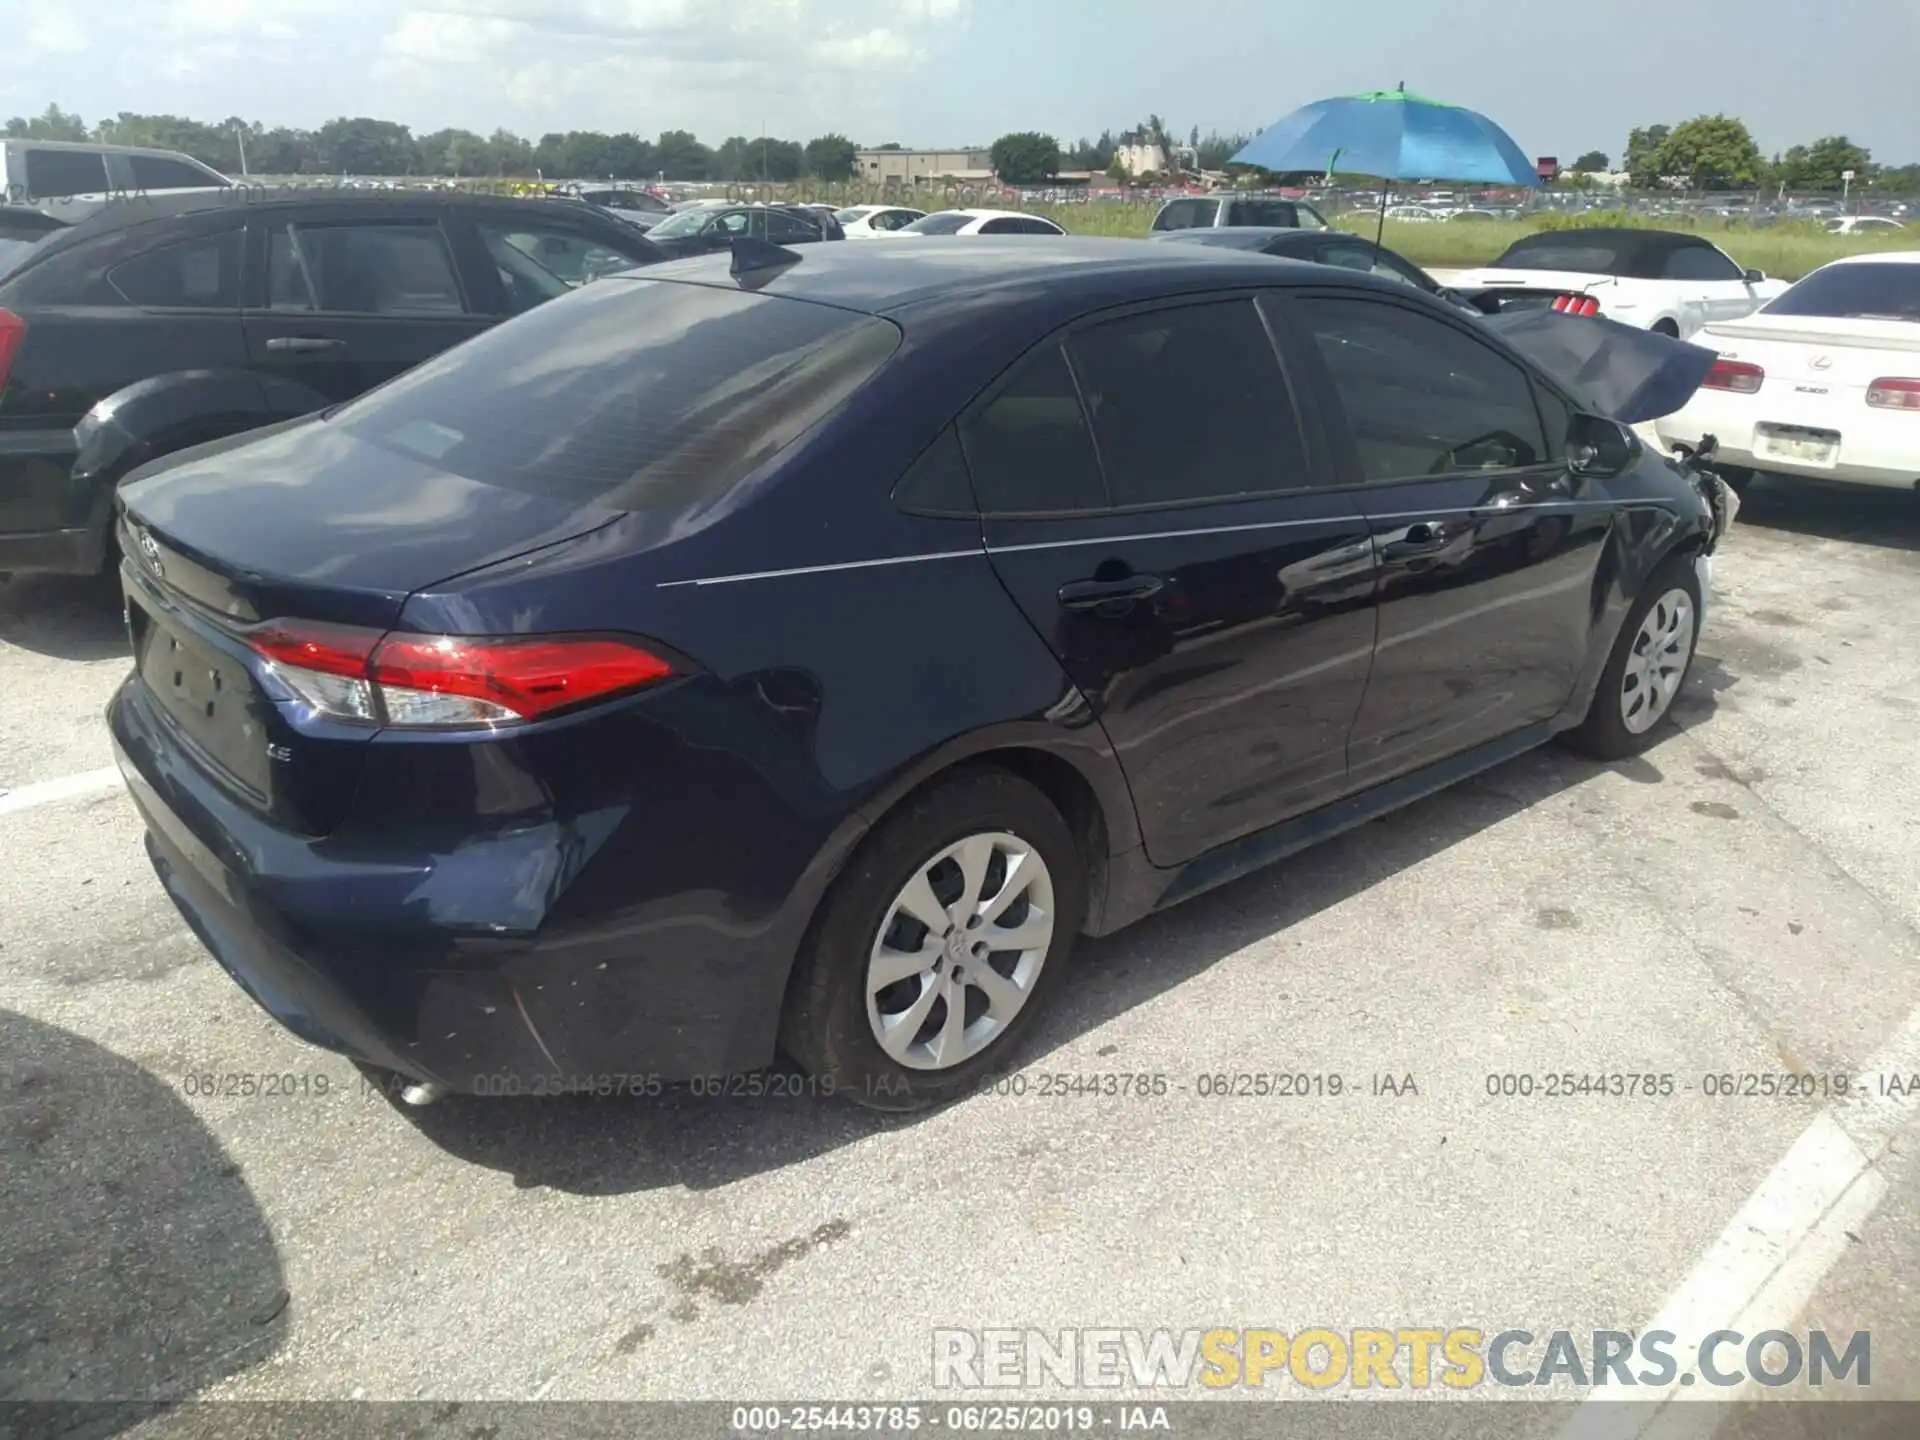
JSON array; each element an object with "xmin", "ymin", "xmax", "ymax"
[{"xmin": 108, "ymin": 237, "xmax": 1719, "ymax": 1111}]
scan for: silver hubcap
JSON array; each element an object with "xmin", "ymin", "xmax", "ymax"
[
  {"xmin": 866, "ymin": 831, "xmax": 1056, "ymax": 1072},
  {"xmin": 1620, "ymin": 587, "xmax": 1695, "ymax": 734}
]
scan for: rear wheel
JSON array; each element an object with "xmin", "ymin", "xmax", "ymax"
[
  {"xmin": 1714, "ymin": 465, "xmax": 1753, "ymax": 495},
  {"xmin": 1560, "ymin": 556, "xmax": 1702, "ymax": 760},
  {"xmin": 782, "ymin": 767, "xmax": 1084, "ymax": 1112}
]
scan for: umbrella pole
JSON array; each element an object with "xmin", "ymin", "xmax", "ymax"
[{"xmin": 1375, "ymin": 176, "xmax": 1388, "ymax": 246}]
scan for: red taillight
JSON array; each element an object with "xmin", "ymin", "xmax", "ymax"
[
  {"xmin": 0, "ymin": 308, "xmax": 27, "ymax": 395},
  {"xmin": 1867, "ymin": 377, "xmax": 1920, "ymax": 411},
  {"xmin": 243, "ymin": 621, "xmax": 672, "ymax": 728},
  {"xmin": 1703, "ymin": 359, "xmax": 1764, "ymax": 394},
  {"xmin": 370, "ymin": 635, "xmax": 672, "ymax": 724},
  {"xmin": 1550, "ymin": 294, "xmax": 1600, "ymax": 316}
]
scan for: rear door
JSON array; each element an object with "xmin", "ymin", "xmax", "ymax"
[
  {"xmin": 969, "ymin": 295, "xmax": 1378, "ymax": 867},
  {"xmin": 1276, "ymin": 289, "xmax": 1610, "ymax": 789},
  {"xmin": 1150, "ymin": 199, "xmax": 1219, "ymax": 233},
  {"xmin": 241, "ymin": 206, "xmax": 492, "ymax": 403}
]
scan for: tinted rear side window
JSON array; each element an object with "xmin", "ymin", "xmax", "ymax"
[
  {"xmin": 22, "ymin": 149, "xmax": 110, "ymax": 199},
  {"xmin": 108, "ymin": 230, "xmax": 242, "ymax": 308},
  {"xmin": 1065, "ymin": 299, "xmax": 1310, "ymax": 506},
  {"xmin": 960, "ymin": 344, "xmax": 1107, "ymax": 515},
  {"xmin": 127, "ymin": 154, "xmax": 225, "ymax": 190},
  {"xmin": 332, "ymin": 278, "xmax": 901, "ymax": 509}
]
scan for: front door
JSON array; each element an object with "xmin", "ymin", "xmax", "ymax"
[
  {"xmin": 967, "ymin": 296, "xmax": 1378, "ymax": 868},
  {"xmin": 1275, "ymin": 290, "xmax": 1612, "ymax": 789},
  {"xmin": 241, "ymin": 210, "xmax": 492, "ymax": 404}
]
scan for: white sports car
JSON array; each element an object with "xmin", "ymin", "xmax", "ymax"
[
  {"xmin": 833, "ymin": 204, "xmax": 928, "ymax": 238},
  {"xmin": 1448, "ymin": 227, "xmax": 1790, "ymax": 339},
  {"xmin": 1656, "ymin": 252, "xmax": 1920, "ymax": 493},
  {"xmin": 889, "ymin": 209, "xmax": 1067, "ymax": 237}
]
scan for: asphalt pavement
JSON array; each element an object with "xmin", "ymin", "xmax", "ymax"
[{"xmin": 2, "ymin": 477, "xmax": 1918, "ymax": 1436}]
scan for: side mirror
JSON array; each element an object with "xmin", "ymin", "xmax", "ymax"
[
  {"xmin": 1743, "ymin": 267, "xmax": 1766, "ymax": 285},
  {"xmin": 1566, "ymin": 412, "xmax": 1640, "ymax": 478}
]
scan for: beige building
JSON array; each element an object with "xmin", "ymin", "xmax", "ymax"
[{"xmin": 854, "ymin": 148, "xmax": 995, "ymax": 185}]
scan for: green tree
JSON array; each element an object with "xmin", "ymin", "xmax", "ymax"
[
  {"xmin": 1798, "ymin": 135, "xmax": 1871, "ymax": 191},
  {"xmin": 1572, "ymin": 149, "xmax": 1609, "ymax": 173},
  {"xmin": 1653, "ymin": 114, "xmax": 1762, "ymax": 189},
  {"xmin": 654, "ymin": 129, "xmax": 712, "ymax": 180},
  {"xmin": 486, "ymin": 129, "xmax": 534, "ymax": 177},
  {"xmin": 315, "ymin": 116, "xmax": 415, "ymax": 175},
  {"xmin": 802, "ymin": 133, "xmax": 858, "ymax": 180},
  {"xmin": 3, "ymin": 103, "xmax": 88, "ymax": 140},
  {"xmin": 738, "ymin": 137, "xmax": 802, "ymax": 181},
  {"xmin": 1624, "ymin": 124, "xmax": 1670, "ymax": 188},
  {"xmin": 989, "ymin": 131, "xmax": 1060, "ymax": 186},
  {"xmin": 875, "ymin": 141, "xmax": 905, "ymax": 151}
]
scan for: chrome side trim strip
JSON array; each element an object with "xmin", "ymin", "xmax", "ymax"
[{"xmin": 656, "ymin": 549, "xmax": 982, "ymax": 588}]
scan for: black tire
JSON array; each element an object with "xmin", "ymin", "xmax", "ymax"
[
  {"xmin": 1715, "ymin": 465, "xmax": 1753, "ymax": 495},
  {"xmin": 781, "ymin": 766, "xmax": 1085, "ymax": 1113},
  {"xmin": 1560, "ymin": 555, "xmax": 1703, "ymax": 761}
]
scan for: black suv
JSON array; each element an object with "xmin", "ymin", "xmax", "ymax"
[{"xmin": 0, "ymin": 187, "xmax": 664, "ymax": 578}]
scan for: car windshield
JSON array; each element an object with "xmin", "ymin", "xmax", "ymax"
[
  {"xmin": 1764, "ymin": 263, "xmax": 1920, "ymax": 321},
  {"xmin": 331, "ymin": 277, "xmax": 902, "ymax": 509},
  {"xmin": 1489, "ymin": 236, "xmax": 1632, "ymax": 273},
  {"xmin": 643, "ymin": 208, "xmax": 716, "ymax": 239},
  {"xmin": 902, "ymin": 212, "xmax": 973, "ymax": 235}
]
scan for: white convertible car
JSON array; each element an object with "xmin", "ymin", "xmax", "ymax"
[
  {"xmin": 1448, "ymin": 227, "xmax": 1790, "ymax": 339},
  {"xmin": 1656, "ymin": 252, "xmax": 1920, "ymax": 493}
]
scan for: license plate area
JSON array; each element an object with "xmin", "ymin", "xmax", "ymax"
[
  {"xmin": 131, "ymin": 594, "xmax": 273, "ymax": 803},
  {"xmin": 1755, "ymin": 423, "xmax": 1840, "ymax": 466}
]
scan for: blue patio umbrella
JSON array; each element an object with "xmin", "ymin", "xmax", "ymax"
[{"xmin": 1231, "ymin": 84, "xmax": 1538, "ymax": 240}]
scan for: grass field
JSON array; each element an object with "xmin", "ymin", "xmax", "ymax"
[{"xmin": 1026, "ymin": 202, "xmax": 1914, "ymax": 280}]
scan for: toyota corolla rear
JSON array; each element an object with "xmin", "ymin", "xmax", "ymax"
[
  {"xmin": 1657, "ymin": 258, "xmax": 1920, "ymax": 490},
  {"xmin": 108, "ymin": 268, "xmax": 908, "ymax": 1093}
]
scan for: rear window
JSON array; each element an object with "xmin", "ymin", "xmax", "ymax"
[
  {"xmin": 1490, "ymin": 235, "xmax": 1633, "ymax": 275},
  {"xmin": 903, "ymin": 212, "xmax": 974, "ymax": 235},
  {"xmin": 1764, "ymin": 263, "xmax": 1920, "ymax": 322},
  {"xmin": 331, "ymin": 278, "xmax": 901, "ymax": 508},
  {"xmin": 1234, "ymin": 200, "xmax": 1301, "ymax": 228}
]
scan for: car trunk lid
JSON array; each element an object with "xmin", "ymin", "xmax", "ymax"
[{"xmin": 116, "ymin": 415, "xmax": 624, "ymax": 835}]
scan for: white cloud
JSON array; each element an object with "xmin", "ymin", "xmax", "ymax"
[{"xmin": 25, "ymin": 15, "xmax": 90, "ymax": 56}]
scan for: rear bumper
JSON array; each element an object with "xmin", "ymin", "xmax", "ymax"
[
  {"xmin": 109, "ymin": 673, "xmax": 834, "ymax": 1092},
  {"xmin": 1659, "ymin": 403, "xmax": 1920, "ymax": 491}
]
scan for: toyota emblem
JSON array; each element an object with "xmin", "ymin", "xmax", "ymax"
[{"xmin": 136, "ymin": 528, "xmax": 164, "ymax": 576}]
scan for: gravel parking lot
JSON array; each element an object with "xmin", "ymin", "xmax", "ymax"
[{"xmin": 4, "ymin": 480, "xmax": 1919, "ymax": 1429}]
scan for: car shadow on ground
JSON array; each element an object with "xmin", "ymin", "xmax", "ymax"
[
  {"xmin": 0, "ymin": 574, "xmax": 129, "ymax": 663},
  {"xmin": 390, "ymin": 670, "xmax": 1726, "ymax": 1196},
  {"xmin": 0, "ymin": 1011, "xmax": 286, "ymax": 1431},
  {"xmin": 1731, "ymin": 476, "xmax": 1920, "ymax": 553}
]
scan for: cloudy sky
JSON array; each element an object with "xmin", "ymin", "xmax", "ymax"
[{"xmin": 8, "ymin": 0, "xmax": 1917, "ymax": 161}]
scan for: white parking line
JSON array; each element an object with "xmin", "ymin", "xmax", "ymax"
[
  {"xmin": 0, "ymin": 766, "xmax": 124, "ymax": 817},
  {"xmin": 1555, "ymin": 999, "xmax": 1920, "ymax": 1439}
]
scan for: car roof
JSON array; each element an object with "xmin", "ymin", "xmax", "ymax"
[
  {"xmin": 1825, "ymin": 250, "xmax": 1920, "ymax": 266},
  {"xmin": 622, "ymin": 234, "xmax": 1408, "ymax": 318},
  {"xmin": 1, "ymin": 137, "xmax": 219, "ymax": 160},
  {"xmin": 1158, "ymin": 227, "xmax": 1322, "ymax": 246},
  {"xmin": 955, "ymin": 209, "xmax": 1042, "ymax": 220},
  {"xmin": 1505, "ymin": 226, "xmax": 1716, "ymax": 254},
  {"xmin": 10, "ymin": 186, "xmax": 639, "ymax": 274}
]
